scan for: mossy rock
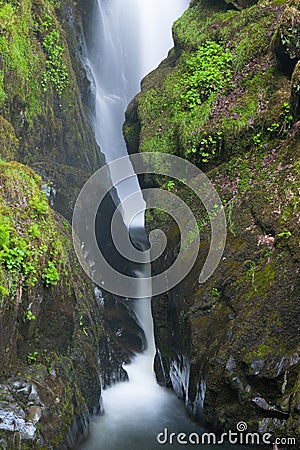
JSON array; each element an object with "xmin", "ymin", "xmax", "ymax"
[
  {"xmin": 272, "ymin": 4, "xmax": 300, "ymax": 72},
  {"xmin": 291, "ymin": 60, "xmax": 300, "ymax": 118},
  {"xmin": 0, "ymin": 116, "xmax": 19, "ymax": 161},
  {"xmin": 225, "ymin": 0, "xmax": 259, "ymax": 9}
]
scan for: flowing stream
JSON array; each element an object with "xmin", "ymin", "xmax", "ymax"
[{"xmin": 78, "ymin": 1, "xmax": 248, "ymax": 449}]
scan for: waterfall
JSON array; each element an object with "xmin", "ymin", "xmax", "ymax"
[
  {"xmin": 77, "ymin": 1, "xmax": 208, "ymax": 449},
  {"xmin": 85, "ymin": 0, "xmax": 189, "ymax": 372}
]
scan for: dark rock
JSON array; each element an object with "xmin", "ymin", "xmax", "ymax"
[{"xmin": 272, "ymin": 5, "xmax": 300, "ymax": 74}]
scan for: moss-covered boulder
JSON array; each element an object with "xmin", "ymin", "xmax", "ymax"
[
  {"xmin": 0, "ymin": 161, "xmax": 106, "ymax": 448},
  {"xmin": 272, "ymin": 2, "xmax": 300, "ymax": 72}
]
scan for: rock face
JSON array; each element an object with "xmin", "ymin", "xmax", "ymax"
[
  {"xmin": 125, "ymin": 0, "xmax": 300, "ymax": 445},
  {"xmin": 0, "ymin": 0, "xmax": 143, "ymax": 448}
]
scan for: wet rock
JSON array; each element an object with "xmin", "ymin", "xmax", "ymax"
[
  {"xmin": 27, "ymin": 406, "xmax": 42, "ymax": 424},
  {"xmin": 252, "ymin": 397, "xmax": 289, "ymax": 418},
  {"xmin": 272, "ymin": 5, "xmax": 300, "ymax": 73},
  {"xmin": 291, "ymin": 61, "xmax": 300, "ymax": 119},
  {"xmin": 225, "ymin": 355, "xmax": 236, "ymax": 373},
  {"xmin": 224, "ymin": 0, "xmax": 258, "ymax": 10},
  {"xmin": 258, "ymin": 417, "xmax": 287, "ymax": 434}
]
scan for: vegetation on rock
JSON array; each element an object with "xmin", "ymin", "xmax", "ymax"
[{"xmin": 124, "ymin": 0, "xmax": 300, "ymax": 444}]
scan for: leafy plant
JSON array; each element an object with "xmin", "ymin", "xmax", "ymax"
[
  {"xmin": 280, "ymin": 102, "xmax": 293, "ymax": 133},
  {"xmin": 211, "ymin": 287, "xmax": 221, "ymax": 298},
  {"xmin": 42, "ymin": 261, "xmax": 59, "ymax": 286},
  {"xmin": 0, "ymin": 213, "xmax": 11, "ymax": 249},
  {"xmin": 166, "ymin": 180, "xmax": 175, "ymax": 191},
  {"xmin": 28, "ymin": 223, "xmax": 40, "ymax": 238},
  {"xmin": 42, "ymin": 29, "xmax": 69, "ymax": 97},
  {"xmin": 244, "ymin": 260, "xmax": 256, "ymax": 286},
  {"xmin": 180, "ymin": 41, "xmax": 233, "ymax": 109},
  {"xmin": 25, "ymin": 309, "xmax": 36, "ymax": 321},
  {"xmin": 79, "ymin": 315, "xmax": 88, "ymax": 336},
  {"xmin": 27, "ymin": 351, "xmax": 38, "ymax": 364},
  {"xmin": 29, "ymin": 195, "xmax": 49, "ymax": 216},
  {"xmin": 277, "ymin": 230, "xmax": 291, "ymax": 239}
]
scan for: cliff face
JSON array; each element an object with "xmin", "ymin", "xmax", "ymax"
[
  {"xmin": 0, "ymin": 0, "xmax": 102, "ymax": 220},
  {"xmin": 0, "ymin": 0, "xmax": 130, "ymax": 448},
  {"xmin": 125, "ymin": 0, "xmax": 300, "ymax": 443}
]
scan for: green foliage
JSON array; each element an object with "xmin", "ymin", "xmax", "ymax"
[
  {"xmin": 62, "ymin": 220, "xmax": 70, "ymax": 231},
  {"xmin": 281, "ymin": 102, "xmax": 293, "ymax": 133},
  {"xmin": 25, "ymin": 309, "xmax": 36, "ymax": 321},
  {"xmin": 0, "ymin": 69, "xmax": 5, "ymax": 103},
  {"xmin": 0, "ymin": 0, "xmax": 42, "ymax": 117},
  {"xmin": 0, "ymin": 162, "xmax": 70, "ymax": 301},
  {"xmin": 29, "ymin": 195, "xmax": 49, "ymax": 216},
  {"xmin": 166, "ymin": 180, "xmax": 175, "ymax": 191},
  {"xmin": 211, "ymin": 287, "xmax": 221, "ymax": 298},
  {"xmin": 79, "ymin": 315, "xmax": 88, "ymax": 336},
  {"xmin": 42, "ymin": 260, "xmax": 59, "ymax": 286},
  {"xmin": 28, "ymin": 223, "xmax": 41, "ymax": 238},
  {"xmin": 277, "ymin": 230, "xmax": 291, "ymax": 239},
  {"xmin": 0, "ymin": 236, "xmax": 38, "ymax": 287},
  {"xmin": 179, "ymin": 41, "xmax": 233, "ymax": 109},
  {"xmin": 27, "ymin": 351, "xmax": 38, "ymax": 364},
  {"xmin": 245, "ymin": 260, "xmax": 257, "ymax": 286},
  {"xmin": 186, "ymin": 131, "xmax": 223, "ymax": 163},
  {"xmin": 42, "ymin": 29, "xmax": 69, "ymax": 97},
  {"xmin": 0, "ymin": 213, "xmax": 11, "ymax": 249}
]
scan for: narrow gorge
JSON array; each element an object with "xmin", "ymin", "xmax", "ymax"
[{"xmin": 0, "ymin": 0, "xmax": 299, "ymax": 449}]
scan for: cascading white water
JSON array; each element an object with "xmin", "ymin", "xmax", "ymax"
[
  {"xmin": 85, "ymin": 0, "xmax": 189, "ymax": 382},
  {"xmin": 78, "ymin": 2, "xmax": 254, "ymax": 449}
]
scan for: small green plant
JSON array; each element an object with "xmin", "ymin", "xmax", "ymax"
[
  {"xmin": 0, "ymin": 285, "xmax": 8, "ymax": 296},
  {"xmin": 277, "ymin": 230, "xmax": 291, "ymax": 239},
  {"xmin": 180, "ymin": 41, "xmax": 233, "ymax": 109},
  {"xmin": 244, "ymin": 260, "xmax": 256, "ymax": 286},
  {"xmin": 27, "ymin": 351, "xmax": 38, "ymax": 364},
  {"xmin": 43, "ymin": 349, "xmax": 51, "ymax": 363},
  {"xmin": 39, "ymin": 14, "xmax": 53, "ymax": 31},
  {"xmin": 211, "ymin": 287, "xmax": 221, "ymax": 298},
  {"xmin": 29, "ymin": 195, "xmax": 49, "ymax": 216},
  {"xmin": 42, "ymin": 29, "xmax": 69, "ymax": 97},
  {"xmin": 25, "ymin": 309, "xmax": 36, "ymax": 321},
  {"xmin": 42, "ymin": 261, "xmax": 59, "ymax": 286},
  {"xmin": 0, "ymin": 213, "xmax": 11, "ymax": 249},
  {"xmin": 267, "ymin": 123, "xmax": 280, "ymax": 133},
  {"xmin": 79, "ymin": 315, "xmax": 88, "ymax": 336},
  {"xmin": 280, "ymin": 102, "xmax": 293, "ymax": 133},
  {"xmin": 253, "ymin": 132, "xmax": 263, "ymax": 149},
  {"xmin": 166, "ymin": 180, "xmax": 175, "ymax": 191},
  {"xmin": 186, "ymin": 132, "xmax": 222, "ymax": 163},
  {"xmin": 28, "ymin": 223, "xmax": 40, "ymax": 238},
  {"xmin": 62, "ymin": 220, "xmax": 70, "ymax": 231}
]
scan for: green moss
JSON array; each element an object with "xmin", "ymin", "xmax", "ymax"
[
  {"xmin": 135, "ymin": 1, "xmax": 289, "ymax": 170},
  {"xmin": 0, "ymin": 161, "xmax": 69, "ymax": 303},
  {"xmin": 42, "ymin": 29, "xmax": 69, "ymax": 97},
  {"xmin": 245, "ymin": 343, "xmax": 272, "ymax": 361},
  {"xmin": 0, "ymin": 0, "xmax": 44, "ymax": 120}
]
